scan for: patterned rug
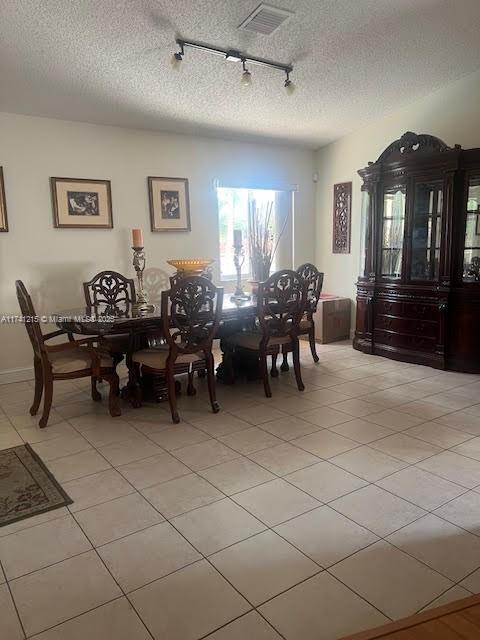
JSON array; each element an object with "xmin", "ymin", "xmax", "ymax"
[{"xmin": 0, "ymin": 444, "xmax": 72, "ymax": 527}]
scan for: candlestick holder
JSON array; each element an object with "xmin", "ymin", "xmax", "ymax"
[
  {"xmin": 132, "ymin": 246, "xmax": 154, "ymax": 312},
  {"xmin": 231, "ymin": 243, "xmax": 251, "ymax": 302}
]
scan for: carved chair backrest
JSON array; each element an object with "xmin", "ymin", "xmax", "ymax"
[
  {"xmin": 257, "ymin": 270, "xmax": 306, "ymax": 340},
  {"xmin": 296, "ymin": 263, "xmax": 324, "ymax": 315},
  {"xmin": 15, "ymin": 280, "xmax": 47, "ymax": 359},
  {"xmin": 161, "ymin": 276, "xmax": 223, "ymax": 358},
  {"xmin": 83, "ymin": 271, "xmax": 136, "ymax": 307}
]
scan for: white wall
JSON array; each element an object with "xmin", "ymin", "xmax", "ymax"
[
  {"xmin": 0, "ymin": 112, "xmax": 315, "ymax": 378},
  {"xmin": 315, "ymin": 68, "xmax": 480, "ymax": 323}
]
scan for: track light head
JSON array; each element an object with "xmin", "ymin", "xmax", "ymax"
[
  {"xmin": 240, "ymin": 60, "xmax": 252, "ymax": 87},
  {"xmin": 284, "ymin": 72, "xmax": 295, "ymax": 94},
  {"xmin": 171, "ymin": 51, "xmax": 183, "ymax": 70}
]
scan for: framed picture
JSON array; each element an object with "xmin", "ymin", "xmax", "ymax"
[
  {"xmin": 0, "ymin": 167, "xmax": 8, "ymax": 232},
  {"xmin": 51, "ymin": 177, "xmax": 113, "ymax": 229},
  {"xmin": 332, "ymin": 181, "xmax": 352, "ymax": 254},
  {"xmin": 148, "ymin": 177, "xmax": 191, "ymax": 232}
]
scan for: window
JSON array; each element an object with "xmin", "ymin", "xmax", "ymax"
[{"xmin": 217, "ymin": 187, "xmax": 279, "ymax": 279}]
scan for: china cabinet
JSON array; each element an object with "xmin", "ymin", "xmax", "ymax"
[{"xmin": 354, "ymin": 131, "xmax": 480, "ymax": 372}]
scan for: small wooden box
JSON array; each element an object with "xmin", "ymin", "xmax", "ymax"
[{"xmin": 313, "ymin": 296, "xmax": 351, "ymax": 343}]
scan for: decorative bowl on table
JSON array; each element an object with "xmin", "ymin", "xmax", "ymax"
[{"xmin": 167, "ymin": 258, "xmax": 214, "ymax": 275}]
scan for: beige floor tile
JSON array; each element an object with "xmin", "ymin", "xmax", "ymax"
[
  {"xmin": 0, "ymin": 507, "xmax": 69, "ymax": 538},
  {"xmin": 130, "ymin": 560, "xmax": 250, "ymax": 640},
  {"xmin": 230, "ymin": 404, "xmax": 287, "ymax": 425},
  {"xmin": 218, "ymin": 427, "xmax": 283, "ymax": 454},
  {"xmin": 97, "ymin": 435, "xmax": 162, "ymax": 466},
  {"xmin": 423, "ymin": 392, "xmax": 476, "ymax": 411},
  {"xmin": 330, "ymin": 540, "xmax": 452, "ymax": 619},
  {"xmin": 420, "ymin": 585, "xmax": 472, "ymax": 611},
  {"xmin": 249, "ymin": 442, "xmax": 319, "ymax": 476},
  {"xmin": 405, "ymin": 421, "xmax": 473, "ymax": 448},
  {"xmin": 31, "ymin": 433, "xmax": 92, "ymax": 462},
  {"xmin": 259, "ymin": 571, "xmax": 388, "ymax": 640},
  {"xmin": 173, "ymin": 439, "xmax": 241, "ymax": 470},
  {"xmin": 0, "ymin": 584, "xmax": 23, "ymax": 640},
  {"xmin": 74, "ymin": 492, "xmax": 163, "ymax": 546},
  {"xmin": 98, "ymin": 521, "xmax": 200, "ymax": 592},
  {"xmin": 0, "ymin": 515, "xmax": 91, "ymax": 579},
  {"xmin": 330, "ymin": 398, "xmax": 385, "ymax": 418},
  {"xmin": 364, "ymin": 408, "xmax": 424, "ymax": 430},
  {"xmin": 204, "ymin": 611, "xmax": 282, "ymax": 639},
  {"xmin": 331, "ymin": 485, "xmax": 425, "ymax": 536},
  {"xmin": 303, "ymin": 373, "xmax": 346, "ymax": 387},
  {"xmin": 302, "ymin": 388, "xmax": 352, "ymax": 406},
  {"xmin": 257, "ymin": 415, "xmax": 322, "ymax": 441},
  {"xmin": 460, "ymin": 568, "xmax": 480, "ymax": 593},
  {"xmin": 462, "ymin": 403, "xmax": 480, "ymax": 418},
  {"xmin": 369, "ymin": 433, "xmax": 442, "ymax": 463},
  {"xmin": 210, "ymin": 530, "xmax": 319, "ymax": 606},
  {"xmin": 434, "ymin": 411, "xmax": 480, "ymax": 436},
  {"xmin": 64, "ymin": 469, "xmax": 135, "ymax": 512},
  {"xmin": 80, "ymin": 421, "xmax": 140, "ymax": 447},
  {"xmin": 232, "ymin": 478, "xmax": 320, "ymax": 527},
  {"xmin": 191, "ymin": 414, "xmax": 252, "ymax": 437},
  {"xmin": 329, "ymin": 418, "xmax": 394, "ymax": 444},
  {"xmin": 328, "ymin": 381, "xmax": 376, "ymax": 398},
  {"xmin": 434, "ymin": 491, "xmax": 480, "ymax": 535},
  {"xmin": 171, "ymin": 498, "xmax": 266, "ymax": 555},
  {"xmin": 0, "ymin": 429, "xmax": 23, "ymax": 449},
  {"xmin": 17, "ymin": 422, "xmax": 77, "ymax": 444},
  {"xmin": 331, "ymin": 445, "xmax": 408, "ymax": 482},
  {"xmin": 7, "ymin": 409, "xmax": 64, "ymax": 429},
  {"xmin": 33, "ymin": 597, "xmax": 152, "ymax": 640},
  {"xmin": 396, "ymin": 400, "xmax": 453, "ymax": 421},
  {"xmin": 199, "ymin": 457, "xmax": 275, "ymax": 494},
  {"xmin": 452, "ymin": 436, "xmax": 480, "ymax": 462},
  {"xmin": 117, "ymin": 452, "xmax": 190, "ymax": 489},
  {"xmin": 141, "ymin": 473, "xmax": 223, "ymax": 518},
  {"xmin": 46, "ymin": 449, "xmax": 111, "ymax": 482},
  {"xmin": 285, "ymin": 461, "xmax": 367, "ymax": 502},
  {"xmin": 297, "ymin": 406, "xmax": 353, "ymax": 429},
  {"xmin": 275, "ymin": 505, "xmax": 378, "ymax": 567},
  {"xmin": 10, "ymin": 551, "xmax": 121, "ymax": 637},
  {"xmin": 417, "ymin": 450, "xmax": 480, "ymax": 488},
  {"xmin": 260, "ymin": 395, "xmax": 322, "ymax": 415},
  {"xmin": 291, "ymin": 429, "xmax": 359, "ymax": 458},
  {"xmin": 145, "ymin": 424, "xmax": 210, "ymax": 451},
  {"xmin": 69, "ymin": 413, "xmax": 131, "ymax": 432},
  {"xmin": 376, "ymin": 466, "xmax": 467, "ymax": 510},
  {"xmin": 388, "ymin": 514, "xmax": 480, "ymax": 581}
]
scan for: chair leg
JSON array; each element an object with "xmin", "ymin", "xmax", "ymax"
[
  {"xmin": 280, "ymin": 344, "xmax": 289, "ymax": 372},
  {"xmin": 91, "ymin": 376, "xmax": 102, "ymax": 402},
  {"xmin": 105, "ymin": 373, "xmax": 121, "ymax": 417},
  {"xmin": 187, "ymin": 371, "xmax": 197, "ymax": 396},
  {"xmin": 130, "ymin": 363, "xmax": 143, "ymax": 409},
  {"xmin": 30, "ymin": 357, "xmax": 43, "ymax": 416},
  {"xmin": 39, "ymin": 376, "xmax": 53, "ymax": 428},
  {"xmin": 308, "ymin": 324, "xmax": 319, "ymax": 363},
  {"xmin": 271, "ymin": 352, "xmax": 279, "ymax": 378},
  {"xmin": 292, "ymin": 338, "xmax": 305, "ymax": 392},
  {"xmin": 223, "ymin": 346, "xmax": 235, "ymax": 385},
  {"xmin": 205, "ymin": 353, "xmax": 220, "ymax": 414},
  {"xmin": 166, "ymin": 365, "xmax": 180, "ymax": 424},
  {"xmin": 260, "ymin": 352, "xmax": 272, "ymax": 398}
]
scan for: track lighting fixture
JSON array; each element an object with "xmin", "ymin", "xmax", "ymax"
[{"xmin": 172, "ymin": 38, "xmax": 294, "ymax": 92}]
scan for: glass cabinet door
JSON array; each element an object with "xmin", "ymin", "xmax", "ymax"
[
  {"xmin": 381, "ymin": 185, "xmax": 406, "ymax": 279},
  {"xmin": 410, "ymin": 181, "xmax": 443, "ymax": 281},
  {"xmin": 463, "ymin": 175, "xmax": 480, "ymax": 282},
  {"xmin": 359, "ymin": 189, "xmax": 371, "ymax": 277}
]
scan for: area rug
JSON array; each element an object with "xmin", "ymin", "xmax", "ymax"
[{"xmin": 0, "ymin": 444, "xmax": 72, "ymax": 527}]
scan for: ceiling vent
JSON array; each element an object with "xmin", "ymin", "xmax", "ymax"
[{"xmin": 239, "ymin": 4, "xmax": 293, "ymax": 36}]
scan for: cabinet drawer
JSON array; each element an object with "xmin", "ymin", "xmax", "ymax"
[
  {"xmin": 375, "ymin": 315, "xmax": 438, "ymax": 338},
  {"xmin": 374, "ymin": 329, "xmax": 436, "ymax": 352}
]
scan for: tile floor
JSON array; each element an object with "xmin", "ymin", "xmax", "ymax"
[{"xmin": 1, "ymin": 340, "xmax": 480, "ymax": 639}]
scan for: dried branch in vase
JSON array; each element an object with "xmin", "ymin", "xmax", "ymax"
[{"xmin": 248, "ymin": 198, "xmax": 289, "ymax": 282}]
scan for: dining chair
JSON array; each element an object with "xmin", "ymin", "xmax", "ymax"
[
  {"xmin": 83, "ymin": 270, "xmax": 136, "ymax": 394},
  {"xmin": 281, "ymin": 263, "xmax": 324, "ymax": 370},
  {"xmin": 16, "ymin": 280, "xmax": 121, "ymax": 428},
  {"xmin": 224, "ymin": 269, "xmax": 306, "ymax": 398},
  {"xmin": 130, "ymin": 275, "xmax": 223, "ymax": 423}
]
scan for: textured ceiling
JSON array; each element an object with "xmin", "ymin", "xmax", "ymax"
[{"xmin": 1, "ymin": 0, "xmax": 480, "ymax": 148}]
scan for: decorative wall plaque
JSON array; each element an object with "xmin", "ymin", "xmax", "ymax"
[{"xmin": 332, "ymin": 181, "xmax": 352, "ymax": 254}]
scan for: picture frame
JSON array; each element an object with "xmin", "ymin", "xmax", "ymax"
[
  {"xmin": 51, "ymin": 177, "xmax": 113, "ymax": 229},
  {"xmin": 148, "ymin": 176, "xmax": 191, "ymax": 232},
  {"xmin": 0, "ymin": 167, "xmax": 8, "ymax": 232},
  {"xmin": 332, "ymin": 181, "xmax": 352, "ymax": 254}
]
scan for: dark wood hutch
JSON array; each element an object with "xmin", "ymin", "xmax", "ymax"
[{"xmin": 354, "ymin": 131, "xmax": 480, "ymax": 373}]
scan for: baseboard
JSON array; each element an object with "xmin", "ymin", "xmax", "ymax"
[{"xmin": 0, "ymin": 366, "xmax": 34, "ymax": 385}]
